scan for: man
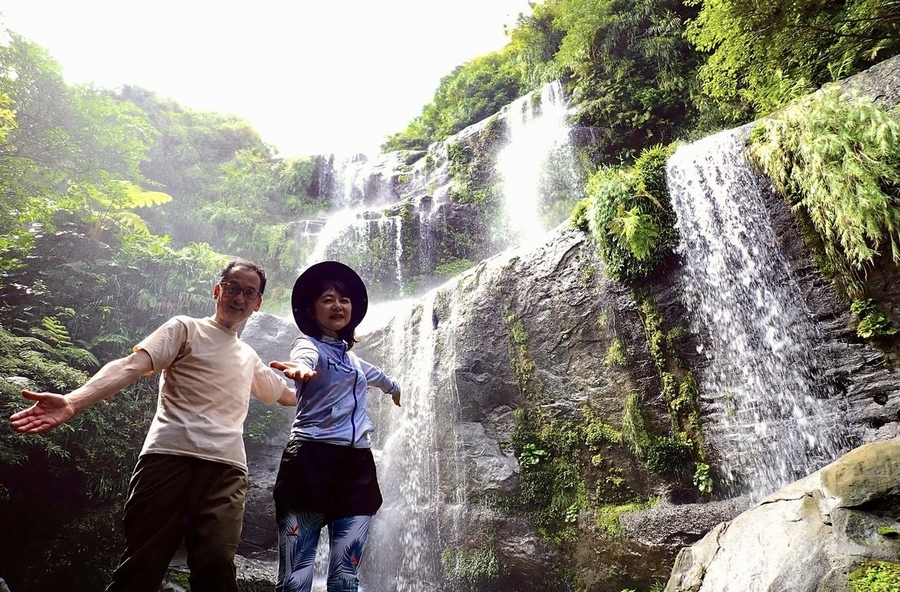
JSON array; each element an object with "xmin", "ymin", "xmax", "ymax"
[{"xmin": 9, "ymin": 258, "xmax": 297, "ymax": 592}]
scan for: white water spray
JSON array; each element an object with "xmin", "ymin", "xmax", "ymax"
[
  {"xmin": 496, "ymin": 81, "xmax": 574, "ymax": 248},
  {"xmin": 667, "ymin": 127, "xmax": 852, "ymax": 497}
]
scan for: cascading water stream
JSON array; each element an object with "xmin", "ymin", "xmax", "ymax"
[
  {"xmin": 362, "ymin": 293, "xmax": 443, "ymax": 590},
  {"xmin": 356, "ymin": 254, "xmax": 520, "ymax": 592},
  {"xmin": 277, "ymin": 83, "xmax": 582, "ymax": 588},
  {"xmin": 392, "ymin": 218, "xmax": 404, "ymax": 294},
  {"xmin": 667, "ymin": 127, "xmax": 853, "ymax": 498},
  {"xmin": 298, "ymin": 80, "xmax": 579, "ymax": 301},
  {"xmin": 306, "ymin": 207, "xmax": 365, "ymax": 265},
  {"xmin": 496, "ymin": 80, "xmax": 574, "ymax": 249}
]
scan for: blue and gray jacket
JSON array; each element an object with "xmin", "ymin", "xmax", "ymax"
[{"xmin": 288, "ymin": 333, "xmax": 400, "ymax": 448}]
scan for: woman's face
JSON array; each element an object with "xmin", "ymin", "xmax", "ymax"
[{"xmin": 312, "ymin": 287, "xmax": 352, "ymax": 337}]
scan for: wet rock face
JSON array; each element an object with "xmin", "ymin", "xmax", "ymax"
[{"xmin": 236, "ymin": 222, "xmax": 900, "ymax": 589}]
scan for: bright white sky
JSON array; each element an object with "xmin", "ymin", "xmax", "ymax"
[{"xmin": 0, "ymin": 0, "xmax": 533, "ymax": 158}]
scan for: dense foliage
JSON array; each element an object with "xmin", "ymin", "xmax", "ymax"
[
  {"xmin": 118, "ymin": 86, "xmax": 335, "ymax": 307},
  {"xmin": 580, "ymin": 144, "xmax": 679, "ymax": 283},
  {"xmin": 382, "ymin": 48, "xmax": 527, "ymax": 151},
  {"xmin": 387, "ymin": 0, "xmax": 900, "ymax": 166},
  {"xmin": 746, "ymin": 85, "xmax": 900, "ymax": 345},
  {"xmin": 553, "ymin": 0, "xmax": 702, "ymax": 161},
  {"xmin": 0, "ymin": 33, "xmax": 283, "ymax": 591},
  {"xmin": 687, "ymin": 0, "xmax": 900, "ymax": 122},
  {"xmin": 748, "ymin": 86, "xmax": 900, "ymax": 295},
  {"xmin": 0, "ymin": 34, "xmax": 156, "ymax": 276}
]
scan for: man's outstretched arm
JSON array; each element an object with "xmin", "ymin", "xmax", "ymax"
[{"xmin": 10, "ymin": 349, "xmax": 153, "ymax": 434}]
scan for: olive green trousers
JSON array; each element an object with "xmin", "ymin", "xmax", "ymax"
[{"xmin": 105, "ymin": 453, "xmax": 248, "ymax": 592}]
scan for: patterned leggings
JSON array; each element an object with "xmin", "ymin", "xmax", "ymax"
[{"xmin": 275, "ymin": 512, "xmax": 372, "ymax": 592}]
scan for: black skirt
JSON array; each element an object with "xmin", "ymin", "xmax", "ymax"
[{"xmin": 273, "ymin": 439, "xmax": 383, "ymax": 522}]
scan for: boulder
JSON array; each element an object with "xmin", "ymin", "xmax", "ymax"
[{"xmin": 665, "ymin": 439, "xmax": 900, "ymax": 592}]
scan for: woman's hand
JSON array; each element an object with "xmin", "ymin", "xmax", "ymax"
[{"xmin": 270, "ymin": 360, "xmax": 317, "ymax": 382}]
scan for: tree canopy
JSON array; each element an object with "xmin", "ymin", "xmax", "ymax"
[{"xmin": 686, "ymin": 0, "xmax": 900, "ymax": 121}]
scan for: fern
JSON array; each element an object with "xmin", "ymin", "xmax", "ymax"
[
  {"xmin": 109, "ymin": 210, "xmax": 153, "ymax": 235},
  {"xmin": 748, "ymin": 85, "xmax": 900, "ymax": 271},
  {"xmin": 120, "ymin": 182, "xmax": 172, "ymax": 208},
  {"xmin": 28, "ymin": 317, "xmax": 100, "ymax": 368},
  {"xmin": 17, "ymin": 336, "xmax": 55, "ymax": 353},
  {"xmin": 84, "ymin": 332, "xmax": 133, "ymax": 350},
  {"xmin": 582, "ymin": 143, "xmax": 679, "ymax": 283},
  {"xmin": 32, "ymin": 317, "xmax": 74, "ymax": 348},
  {"xmin": 608, "ymin": 205, "xmax": 660, "ymax": 261},
  {"xmin": 58, "ymin": 347, "xmax": 100, "ymax": 369},
  {"xmin": 621, "ymin": 391, "xmax": 651, "ymax": 458}
]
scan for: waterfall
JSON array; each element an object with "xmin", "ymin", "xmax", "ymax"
[
  {"xmin": 301, "ymin": 154, "xmax": 407, "ymax": 297},
  {"xmin": 360, "ymin": 293, "xmax": 442, "ymax": 590},
  {"xmin": 269, "ymin": 84, "xmax": 583, "ymax": 588},
  {"xmin": 496, "ymin": 81, "xmax": 577, "ymax": 248},
  {"xmin": 416, "ymin": 197, "xmax": 438, "ymax": 276},
  {"xmin": 293, "ymin": 81, "xmax": 581, "ymax": 300},
  {"xmin": 306, "ymin": 207, "xmax": 364, "ymax": 265},
  {"xmin": 666, "ymin": 127, "xmax": 853, "ymax": 497},
  {"xmin": 354, "ymin": 247, "xmax": 529, "ymax": 591}
]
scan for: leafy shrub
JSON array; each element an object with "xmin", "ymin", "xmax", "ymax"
[
  {"xmin": 570, "ymin": 197, "xmax": 593, "ymax": 232},
  {"xmin": 621, "ymin": 392, "xmax": 650, "ymax": 458},
  {"xmin": 583, "ymin": 144, "xmax": 679, "ymax": 283},
  {"xmin": 646, "ymin": 435, "xmax": 693, "ymax": 474},
  {"xmin": 850, "ymin": 299, "xmax": 899, "ymax": 339},
  {"xmin": 849, "ymin": 561, "xmax": 900, "ymax": 592},
  {"xmin": 693, "ymin": 462, "xmax": 714, "ymax": 495}
]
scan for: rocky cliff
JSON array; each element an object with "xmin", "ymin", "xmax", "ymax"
[{"xmin": 234, "ymin": 55, "xmax": 900, "ymax": 591}]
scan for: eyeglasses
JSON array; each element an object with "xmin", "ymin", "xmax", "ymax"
[{"xmin": 219, "ymin": 282, "xmax": 262, "ymax": 300}]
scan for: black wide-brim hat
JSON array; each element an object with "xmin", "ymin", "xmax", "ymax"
[{"xmin": 291, "ymin": 261, "xmax": 368, "ymax": 330}]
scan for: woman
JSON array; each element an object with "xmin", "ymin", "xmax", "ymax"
[{"xmin": 269, "ymin": 261, "xmax": 401, "ymax": 592}]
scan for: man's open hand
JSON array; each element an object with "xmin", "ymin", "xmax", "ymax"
[{"xmin": 9, "ymin": 390, "xmax": 76, "ymax": 434}]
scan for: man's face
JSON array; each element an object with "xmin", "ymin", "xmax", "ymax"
[{"xmin": 213, "ymin": 267, "xmax": 263, "ymax": 329}]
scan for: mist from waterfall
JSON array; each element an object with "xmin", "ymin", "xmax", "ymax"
[
  {"xmin": 496, "ymin": 80, "xmax": 576, "ymax": 249},
  {"xmin": 666, "ymin": 127, "xmax": 853, "ymax": 498}
]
